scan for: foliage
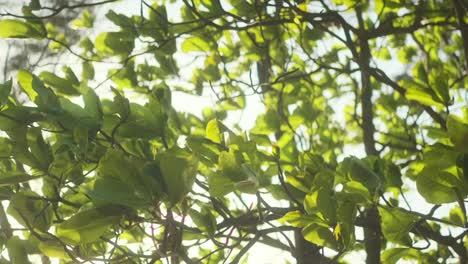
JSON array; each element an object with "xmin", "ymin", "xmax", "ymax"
[{"xmin": 0, "ymin": 0, "xmax": 467, "ymax": 263}]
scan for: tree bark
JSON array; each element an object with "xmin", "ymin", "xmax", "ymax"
[
  {"xmin": 452, "ymin": 0, "xmax": 468, "ymax": 70},
  {"xmin": 356, "ymin": 6, "xmax": 382, "ymax": 264}
]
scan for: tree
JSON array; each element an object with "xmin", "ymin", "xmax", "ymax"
[{"xmin": 0, "ymin": 0, "xmax": 467, "ymax": 263}]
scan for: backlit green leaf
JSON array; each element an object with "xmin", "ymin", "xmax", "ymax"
[
  {"xmin": 189, "ymin": 207, "xmax": 217, "ymax": 235},
  {"xmin": 17, "ymin": 70, "xmax": 60, "ymax": 112},
  {"xmin": 6, "ymin": 236, "xmax": 31, "ymax": 264},
  {"xmin": 0, "ymin": 79, "xmax": 12, "ymax": 106},
  {"xmin": 206, "ymin": 119, "xmax": 223, "ymax": 144},
  {"xmin": 218, "ymin": 150, "xmax": 246, "ymax": 181},
  {"xmin": 447, "ymin": 115, "xmax": 468, "ymax": 152},
  {"xmin": 89, "ymin": 177, "xmax": 151, "ymax": 208},
  {"xmin": 182, "ymin": 36, "xmax": 212, "ymax": 52},
  {"xmin": 0, "ymin": 172, "xmax": 37, "ymax": 186},
  {"xmin": 39, "ymin": 71, "xmax": 80, "ymax": 95},
  {"xmin": 83, "ymin": 87, "xmax": 103, "ymax": 130},
  {"xmin": 304, "ymin": 188, "xmax": 337, "ymax": 225},
  {"xmin": 416, "ymin": 167, "xmax": 462, "ymax": 204},
  {"xmin": 381, "ymin": 248, "xmax": 422, "ymax": 264},
  {"xmin": 95, "ymin": 32, "xmax": 134, "ymax": 57},
  {"xmin": 7, "ymin": 191, "xmax": 53, "ymax": 232},
  {"xmin": 379, "ymin": 207, "xmax": 418, "ymax": 246},
  {"xmin": 340, "ymin": 157, "xmax": 381, "ymax": 192},
  {"xmin": 279, "ymin": 210, "xmax": 322, "ymax": 228},
  {"xmin": 406, "ymin": 87, "xmax": 444, "ymax": 107},
  {"xmin": 71, "ymin": 10, "xmax": 94, "ymax": 28},
  {"xmin": 302, "ymin": 223, "xmax": 338, "ymax": 250},
  {"xmin": 56, "ymin": 206, "xmax": 122, "ymax": 245},
  {"xmin": 158, "ymin": 148, "xmax": 198, "ymax": 204},
  {"xmin": 0, "ymin": 19, "xmax": 45, "ymax": 39},
  {"xmin": 336, "ymin": 181, "xmax": 372, "ymax": 205}
]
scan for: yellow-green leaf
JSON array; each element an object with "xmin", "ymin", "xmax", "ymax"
[{"xmin": 0, "ymin": 19, "xmax": 45, "ymax": 39}]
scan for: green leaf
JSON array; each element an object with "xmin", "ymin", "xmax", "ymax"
[
  {"xmin": 336, "ymin": 201, "xmax": 356, "ymax": 249},
  {"xmin": 0, "ymin": 137, "xmax": 13, "ymax": 156},
  {"xmin": 82, "ymin": 61, "xmax": 95, "ymax": 81},
  {"xmin": 456, "ymin": 153, "xmax": 468, "ymax": 183},
  {"xmin": 304, "ymin": 188, "xmax": 337, "ymax": 225},
  {"xmin": 89, "ymin": 177, "xmax": 151, "ymax": 208},
  {"xmin": 379, "ymin": 207, "xmax": 418, "ymax": 246},
  {"xmin": 77, "ymin": 241, "xmax": 107, "ymax": 259},
  {"xmin": 6, "ymin": 236, "xmax": 31, "ymax": 264},
  {"xmin": 98, "ymin": 149, "xmax": 137, "ymax": 179},
  {"xmin": 336, "ymin": 181, "xmax": 372, "ymax": 205},
  {"xmin": 82, "ymin": 87, "xmax": 103, "ymax": 130},
  {"xmin": 111, "ymin": 102, "xmax": 164, "ymax": 139},
  {"xmin": 447, "ymin": 206, "xmax": 466, "ymax": 227},
  {"xmin": 207, "ymin": 171, "xmax": 235, "ymax": 197},
  {"xmin": 228, "ymin": 0, "xmax": 255, "ymax": 17},
  {"xmin": 182, "ymin": 36, "xmax": 212, "ymax": 52},
  {"xmin": 29, "ymin": 0, "xmax": 41, "ymax": 10},
  {"xmin": 416, "ymin": 167, "xmax": 462, "ymax": 204},
  {"xmin": 95, "ymin": 32, "xmax": 134, "ymax": 57},
  {"xmin": 38, "ymin": 240, "xmax": 68, "ymax": 259},
  {"xmin": 340, "ymin": 157, "xmax": 381, "ymax": 192},
  {"xmin": 39, "ymin": 71, "xmax": 80, "ymax": 95},
  {"xmin": 310, "ymin": 169, "xmax": 335, "ymax": 191},
  {"xmin": 57, "ymin": 98, "xmax": 95, "ymax": 130},
  {"xmin": 26, "ymin": 127, "xmax": 53, "ymax": 171},
  {"xmin": 158, "ymin": 148, "xmax": 198, "ymax": 204},
  {"xmin": 0, "ymin": 172, "xmax": 37, "ymax": 186},
  {"xmin": 279, "ymin": 210, "xmax": 322, "ymax": 228},
  {"xmin": 0, "ymin": 19, "xmax": 45, "ymax": 39},
  {"xmin": 111, "ymin": 60, "xmax": 138, "ymax": 89},
  {"xmin": 447, "ymin": 115, "xmax": 468, "ymax": 152},
  {"xmin": 235, "ymin": 163, "xmax": 260, "ymax": 193},
  {"xmin": 302, "ymin": 223, "xmax": 338, "ymax": 250},
  {"xmin": 97, "ymin": 149, "xmax": 157, "ymax": 202},
  {"xmin": 0, "ymin": 79, "xmax": 12, "ymax": 106},
  {"xmin": 381, "ymin": 248, "xmax": 422, "ymax": 264},
  {"xmin": 7, "ymin": 191, "xmax": 53, "ymax": 232},
  {"xmin": 204, "ymin": 54, "xmax": 221, "ymax": 81},
  {"xmin": 118, "ymin": 138, "xmax": 153, "ymax": 159},
  {"xmin": 139, "ymin": 161, "xmax": 165, "ymax": 198},
  {"xmin": 218, "ymin": 150, "xmax": 246, "ymax": 182},
  {"xmin": 429, "ymin": 72, "xmax": 450, "ymax": 104},
  {"xmin": 56, "ymin": 206, "xmax": 122, "ymax": 245},
  {"xmin": 186, "ymin": 136, "xmax": 223, "ymax": 163},
  {"xmin": 251, "ymin": 109, "xmax": 281, "ymax": 135},
  {"xmin": 71, "ymin": 10, "xmax": 94, "ymax": 28},
  {"xmin": 375, "ymin": 159, "xmax": 403, "ymax": 190},
  {"xmin": 423, "ymin": 144, "xmax": 459, "ymax": 170},
  {"xmin": 234, "ymin": 178, "xmax": 258, "ymax": 194},
  {"xmin": 200, "ymin": 0, "xmax": 223, "ymax": 14},
  {"xmin": 413, "ymin": 62, "xmax": 428, "ymax": 84},
  {"xmin": 106, "ymin": 10, "xmax": 135, "ymax": 32},
  {"xmin": 189, "ymin": 207, "xmax": 217, "ymax": 235},
  {"xmin": 374, "ymin": 47, "xmax": 392, "ymax": 60},
  {"xmin": 73, "ymin": 127, "xmax": 89, "ymax": 158},
  {"xmin": 182, "ymin": 229, "xmax": 205, "ymax": 241},
  {"xmin": 17, "ymin": 70, "xmax": 60, "ymax": 112},
  {"xmin": 110, "ymin": 87, "xmax": 130, "ymax": 119},
  {"xmin": 406, "ymin": 87, "xmax": 444, "ymax": 107},
  {"xmin": 206, "ymin": 119, "xmax": 223, "ymax": 144}
]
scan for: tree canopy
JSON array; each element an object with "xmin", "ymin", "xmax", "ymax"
[{"xmin": 0, "ymin": 0, "xmax": 467, "ymax": 263}]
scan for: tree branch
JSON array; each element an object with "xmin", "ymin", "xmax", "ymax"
[
  {"xmin": 355, "ymin": 5, "xmax": 382, "ymax": 264},
  {"xmin": 452, "ymin": 0, "xmax": 468, "ymax": 70},
  {"xmin": 0, "ymin": 0, "xmax": 118, "ymax": 19}
]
